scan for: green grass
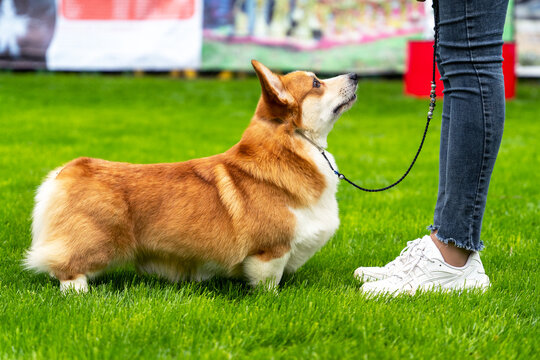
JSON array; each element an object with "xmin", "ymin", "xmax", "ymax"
[{"xmin": 0, "ymin": 73, "xmax": 538, "ymax": 359}]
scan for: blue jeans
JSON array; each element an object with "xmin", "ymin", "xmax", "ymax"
[{"xmin": 428, "ymin": 0, "xmax": 509, "ymax": 251}]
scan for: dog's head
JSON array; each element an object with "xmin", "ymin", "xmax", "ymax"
[{"xmin": 252, "ymin": 60, "xmax": 358, "ymax": 143}]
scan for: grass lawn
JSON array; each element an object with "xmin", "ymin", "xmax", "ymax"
[{"xmin": 0, "ymin": 73, "xmax": 538, "ymax": 359}]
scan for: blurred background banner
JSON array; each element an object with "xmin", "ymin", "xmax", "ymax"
[
  {"xmin": 0, "ymin": 0, "xmax": 202, "ymax": 70},
  {"xmin": 0, "ymin": 0, "xmax": 537, "ymax": 76},
  {"xmin": 202, "ymin": 0, "xmax": 426, "ymax": 73},
  {"xmin": 0, "ymin": 0, "xmax": 56, "ymax": 69},
  {"xmin": 515, "ymin": 0, "xmax": 540, "ymax": 76},
  {"xmin": 48, "ymin": 0, "xmax": 202, "ymax": 70}
]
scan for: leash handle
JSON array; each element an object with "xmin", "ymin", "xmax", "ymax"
[{"xmin": 327, "ymin": 0, "xmax": 440, "ymax": 193}]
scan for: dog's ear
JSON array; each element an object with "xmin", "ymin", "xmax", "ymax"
[{"xmin": 251, "ymin": 60, "xmax": 294, "ymax": 106}]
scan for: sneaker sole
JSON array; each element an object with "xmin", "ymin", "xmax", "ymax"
[
  {"xmin": 417, "ymin": 274, "xmax": 492, "ymax": 294},
  {"xmin": 360, "ymin": 274, "xmax": 491, "ymax": 297},
  {"xmin": 353, "ymin": 270, "xmax": 386, "ymax": 282}
]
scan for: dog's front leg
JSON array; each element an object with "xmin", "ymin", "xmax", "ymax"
[{"xmin": 242, "ymin": 251, "xmax": 291, "ymax": 291}]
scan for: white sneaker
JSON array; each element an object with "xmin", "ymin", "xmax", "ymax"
[
  {"xmin": 360, "ymin": 237, "xmax": 491, "ymax": 296},
  {"xmin": 354, "ymin": 236, "xmax": 429, "ymax": 282}
]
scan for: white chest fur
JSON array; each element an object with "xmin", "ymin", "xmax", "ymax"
[{"xmin": 286, "ymin": 145, "xmax": 340, "ymax": 273}]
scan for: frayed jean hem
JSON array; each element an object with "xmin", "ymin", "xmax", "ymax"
[{"xmin": 426, "ymin": 225, "xmax": 485, "ymax": 252}]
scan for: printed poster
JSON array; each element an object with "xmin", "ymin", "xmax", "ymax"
[{"xmin": 0, "ymin": 0, "xmax": 202, "ymax": 70}]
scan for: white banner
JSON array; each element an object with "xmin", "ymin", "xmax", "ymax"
[{"xmin": 46, "ymin": 0, "xmax": 202, "ymax": 71}]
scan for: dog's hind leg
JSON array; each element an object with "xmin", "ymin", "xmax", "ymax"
[
  {"xmin": 27, "ymin": 166, "xmax": 135, "ymax": 293},
  {"xmin": 60, "ymin": 274, "xmax": 88, "ymax": 293},
  {"xmin": 243, "ymin": 249, "xmax": 291, "ymax": 291},
  {"xmin": 25, "ymin": 238, "xmax": 92, "ymax": 293}
]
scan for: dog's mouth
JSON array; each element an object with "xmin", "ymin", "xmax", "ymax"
[{"xmin": 333, "ymin": 94, "xmax": 357, "ymax": 114}]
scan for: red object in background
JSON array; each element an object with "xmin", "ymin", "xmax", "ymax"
[
  {"xmin": 62, "ymin": 0, "xmax": 195, "ymax": 20},
  {"xmin": 405, "ymin": 41, "xmax": 516, "ymax": 99}
]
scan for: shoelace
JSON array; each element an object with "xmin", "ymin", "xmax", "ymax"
[
  {"xmin": 385, "ymin": 238, "xmax": 422, "ymax": 270},
  {"xmin": 392, "ymin": 243, "xmax": 429, "ymax": 281}
]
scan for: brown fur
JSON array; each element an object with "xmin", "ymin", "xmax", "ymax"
[{"xmin": 30, "ymin": 61, "xmax": 331, "ymax": 283}]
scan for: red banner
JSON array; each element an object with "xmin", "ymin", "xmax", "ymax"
[{"xmin": 62, "ymin": 0, "xmax": 195, "ymax": 20}]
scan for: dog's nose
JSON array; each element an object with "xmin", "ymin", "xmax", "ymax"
[{"xmin": 348, "ymin": 73, "xmax": 359, "ymax": 83}]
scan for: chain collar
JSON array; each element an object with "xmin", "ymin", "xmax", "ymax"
[{"xmin": 296, "ymin": 129, "xmax": 326, "ymax": 153}]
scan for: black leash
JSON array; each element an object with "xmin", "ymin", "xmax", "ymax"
[{"xmin": 313, "ymin": 0, "xmax": 440, "ymax": 192}]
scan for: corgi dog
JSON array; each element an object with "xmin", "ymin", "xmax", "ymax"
[{"xmin": 25, "ymin": 60, "xmax": 358, "ymax": 292}]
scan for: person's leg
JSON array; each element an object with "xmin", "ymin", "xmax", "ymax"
[
  {"xmin": 429, "ymin": 0, "xmax": 508, "ymax": 259},
  {"xmin": 430, "ymin": 34, "xmax": 472, "ymax": 267},
  {"xmin": 356, "ymin": 0, "xmax": 508, "ymax": 293},
  {"xmin": 430, "ymin": 29, "xmax": 460, "ymax": 263}
]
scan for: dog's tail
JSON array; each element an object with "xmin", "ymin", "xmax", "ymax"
[{"xmin": 24, "ymin": 167, "xmax": 65, "ymax": 273}]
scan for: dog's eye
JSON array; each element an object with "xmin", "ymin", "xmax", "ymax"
[{"xmin": 313, "ymin": 79, "xmax": 321, "ymax": 88}]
